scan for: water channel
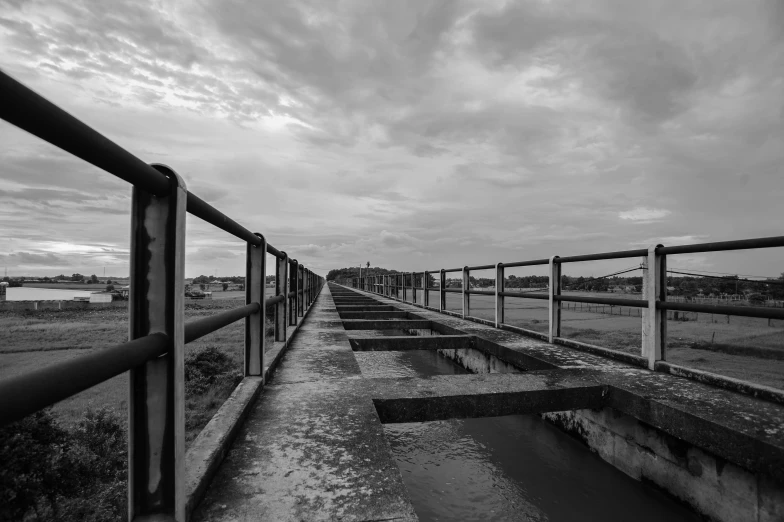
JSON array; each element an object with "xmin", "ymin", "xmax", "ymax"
[{"xmin": 354, "ymin": 347, "xmax": 702, "ymax": 522}]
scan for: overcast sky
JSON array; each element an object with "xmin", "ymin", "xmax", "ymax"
[{"xmin": 1, "ymin": 0, "xmax": 782, "ymax": 279}]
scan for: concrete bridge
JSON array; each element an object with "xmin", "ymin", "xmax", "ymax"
[
  {"xmin": 2, "ymin": 70, "xmax": 784, "ymax": 522},
  {"xmin": 186, "ymin": 283, "xmax": 783, "ymax": 522}
]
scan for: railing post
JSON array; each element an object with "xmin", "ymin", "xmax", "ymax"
[
  {"xmin": 275, "ymin": 252, "xmax": 288, "ymax": 342},
  {"xmin": 128, "ymin": 164, "xmax": 186, "ymax": 521},
  {"xmin": 548, "ymin": 256, "xmax": 561, "ymax": 343},
  {"xmin": 402, "ymin": 273, "xmax": 407, "ymax": 302},
  {"xmin": 246, "ymin": 233, "xmax": 266, "ymax": 378},
  {"xmin": 643, "ymin": 244, "xmax": 666, "ymax": 369},
  {"xmin": 289, "ymin": 259, "xmax": 298, "ymax": 326},
  {"xmin": 411, "ymin": 272, "xmax": 416, "ymax": 304},
  {"xmin": 462, "ymin": 266, "xmax": 469, "ymax": 319},
  {"xmin": 495, "ymin": 262, "xmax": 504, "ymax": 328},
  {"xmin": 423, "ymin": 271, "xmax": 429, "ymax": 308},
  {"xmin": 440, "ymin": 269, "xmax": 446, "ymax": 311},
  {"xmin": 298, "ymin": 265, "xmax": 304, "ymax": 317}
]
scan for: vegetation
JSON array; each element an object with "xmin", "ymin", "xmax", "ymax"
[
  {"xmin": 0, "ymin": 299, "xmax": 277, "ymax": 521},
  {"xmin": 326, "ymin": 266, "xmax": 396, "ymax": 281}
]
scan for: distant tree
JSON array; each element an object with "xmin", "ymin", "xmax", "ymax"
[
  {"xmin": 1, "ymin": 276, "xmax": 8, "ymax": 282},
  {"xmin": 193, "ymin": 275, "xmax": 212, "ymax": 284},
  {"xmin": 222, "ymin": 283, "xmax": 229, "ymax": 291},
  {"xmin": 106, "ymin": 279, "xmax": 112, "ymax": 285},
  {"xmin": 8, "ymin": 280, "xmax": 23, "ymax": 287},
  {"xmin": 71, "ymin": 273, "xmax": 85, "ymax": 282},
  {"xmin": 106, "ymin": 284, "xmax": 115, "ymax": 292},
  {"xmin": 366, "ymin": 261, "xmax": 370, "ymax": 269},
  {"xmin": 90, "ymin": 274, "xmax": 99, "ymax": 284},
  {"xmin": 199, "ymin": 284, "xmax": 206, "ymax": 291}
]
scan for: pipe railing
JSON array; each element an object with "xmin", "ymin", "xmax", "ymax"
[
  {"xmin": 0, "ymin": 70, "xmax": 324, "ymax": 521},
  {"xmin": 350, "ymin": 236, "xmax": 784, "ymax": 380}
]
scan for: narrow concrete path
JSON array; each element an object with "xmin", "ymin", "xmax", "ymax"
[{"xmin": 193, "ymin": 285, "xmax": 418, "ymax": 522}]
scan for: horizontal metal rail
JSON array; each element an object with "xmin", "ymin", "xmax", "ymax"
[
  {"xmin": 184, "ymin": 303, "xmax": 260, "ymax": 344},
  {"xmin": 658, "ymin": 301, "xmax": 784, "ymax": 320},
  {"xmin": 465, "ymin": 263, "xmax": 496, "ymax": 271},
  {"xmin": 658, "ymin": 236, "xmax": 784, "ymax": 255},
  {"xmin": 0, "ymin": 333, "xmax": 169, "ymax": 426},
  {"xmin": 555, "ymin": 249, "xmax": 648, "ymax": 264},
  {"xmin": 502, "ymin": 259, "xmax": 550, "ymax": 268},
  {"xmin": 500, "ymin": 291, "xmax": 548, "ymax": 300},
  {"xmin": 555, "ymin": 295, "xmax": 648, "ymax": 308},
  {"xmin": 266, "ymin": 294, "xmax": 285, "ymax": 307}
]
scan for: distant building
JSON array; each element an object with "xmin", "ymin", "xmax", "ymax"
[{"xmin": 89, "ymin": 292, "xmax": 113, "ymax": 304}]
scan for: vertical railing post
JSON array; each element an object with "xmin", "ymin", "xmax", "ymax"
[
  {"xmin": 128, "ymin": 164, "xmax": 186, "ymax": 521},
  {"xmin": 289, "ymin": 259, "xmax": 298, "ymax": 326},
  {"xmin": 423, "ymin": 271, "xmax": 429, "ymax": 308},
  {"xmin": 439, "ymin": 269, "xmax": 446, "ymax": 311},
  {"xmin": 275, "ymin": 252, "xmax": 288, "ymax": 342},
  {"xmin": 495, "ymin": 262, "xmax": 504, "ymax": 328},
  {"xmin": 548, "ymin": 256, "xmax": 561, "ymax": 343},
  {"xmin": 298, "ymin": 265, "xmax": 304, "ymax": 317},
  {"xmin": 411, "ymin": 272, "xmax": 416, "ymax": 304},
  {"xmin": 643, "ymin": 244, "xmax": 666, "ymax": 369},
  {"xmin": 245, "ymin": 233, "xmax": 266, "ymax": 378},
  {"xmin": 402, "ymin": 273, "xmax": 407, "ymax": 302},
  {"xmin": 462, "ymin": 266, "xmax": 469, "ymax": 319}
]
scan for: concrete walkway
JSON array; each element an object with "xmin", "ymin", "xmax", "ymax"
[{"xmin": 193, "ymin": 285, "xmax": 419, "ymax": 522}]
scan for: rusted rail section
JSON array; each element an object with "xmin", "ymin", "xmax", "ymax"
[
  {"xmin": 0, "ymin": 71, "xmax": 324, "ymax": 521},
  {"xmin": 348, "ymin": 236, "xmax": 784, "ymax": 397}
]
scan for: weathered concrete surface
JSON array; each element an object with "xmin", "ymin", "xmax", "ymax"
[
  {"xmin": 337, "ymin": 311, "xmax": 411, "ymax": 320},
  {"xmin": 341, "ymin": 319, "xmax": 431, "ymax": 330},
  {"xmin": 193, "ymin": 286, "xmax": 418, "ymax": 522},
  {"xmin": 348, "ymin": 334, "xmax": 473, "ymax": 351},
  {"xmin": 369, "ymin": 370, "xmax": 607, "ymax": 423}
]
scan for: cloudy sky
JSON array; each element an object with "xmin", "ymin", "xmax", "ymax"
[{"xmin": 1, "ymin": 0, "xmax": 782, "ymax": 279}]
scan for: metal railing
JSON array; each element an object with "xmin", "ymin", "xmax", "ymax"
[
  {"xmin": 350, "ymin": 237, "xmax": 784, "ymax": 398},
  {"xmin": 0, "ymin": 71, "xmax": 324, "ymax": 520}
]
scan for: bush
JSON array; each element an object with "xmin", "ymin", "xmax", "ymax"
[{"xmin": 0, "ymin": 408, "xmax": 126, "ymax": 522}]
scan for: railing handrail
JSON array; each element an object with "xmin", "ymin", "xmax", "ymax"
[
  {"xmin": 351, "ymin": 233, "xmax": 784, "ymax": 402},
  {"xmin": 0, "ymin": 70, "xmax": 325, "ymax": 520}
]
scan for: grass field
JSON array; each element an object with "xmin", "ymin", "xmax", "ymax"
[
  {"xmin": 0, "ymin": 298, "xmax": 276, "ymax": 444},
  {"xmin": 402, "ymin": 289, "xmax": 784, "ymax": 390}
]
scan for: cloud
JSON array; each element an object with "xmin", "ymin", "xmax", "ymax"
[
  {"xmin": 1, "ymin": 0, "xmax": 782, "ymax": 277},
  {"xmin": 619, "ymin": 208, "xmax": 671, "ymax": 222}
]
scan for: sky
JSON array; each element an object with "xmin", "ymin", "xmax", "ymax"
[{"xmin": 1, "ymin": 0, "xmax": 783, "ymax": 279}]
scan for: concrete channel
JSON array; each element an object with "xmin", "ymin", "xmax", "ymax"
[{"xmin": 194, "ymin": 283, "xmax": 784, "ymax": 522}]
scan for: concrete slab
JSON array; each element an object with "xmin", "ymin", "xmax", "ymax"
[
  {"xmin": 348, "ymin": 335, "xmax": 473, "ymax": 351},
  {"xmin": 341, "ymin": 319, "xmax": 431, "ymax": 330}
]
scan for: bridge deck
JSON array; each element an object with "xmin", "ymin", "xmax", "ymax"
[{"xmin": 194, "ymin": 285, "xmax": 784, "ymax": 521}]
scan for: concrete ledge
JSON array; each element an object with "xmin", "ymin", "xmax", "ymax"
[
  {"xmin": 338, "ymin": 311, "xmax": 411, "ymax": 320},
  {"xmin": 348, "ymin": 334, "xmax": 473, "ymax": 351},
  {"xmin": 555, "ymin": 336, "xmax": 648, "ymax": 369},
  {"xmin": 341, "ymin": 319, "xmax": 432, "ymax": 330},
  {"xmin": 185, "ymin": 287, "xmax": 324, "ymax": 519},
  {"xmin": 185, "ymin": 377, "xmax": 263, "ymax": 519},
  {"xmin": 370, "ymin": 371, "xmax": 607, "ymax": 423},
  {"xmin": 655, "ymin": 361, "xmax": 784, "ymax": 407}
]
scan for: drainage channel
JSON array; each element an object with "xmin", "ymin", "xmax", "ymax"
[{"xmin": 334, "ymin": 287, "xmax": 701, "ymax": 522}]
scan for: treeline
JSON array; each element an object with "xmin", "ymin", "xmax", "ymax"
[
  {"xmin": 335, "ymin": 268, "xmax": 784, "ymax": 300},
  {"xmin": 452, "ymin": 273, "xmax": 784, "ymax": 299}
]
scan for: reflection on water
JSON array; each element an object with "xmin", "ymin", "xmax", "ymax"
[
  {"xmin": 358, "ymin": 347, "xmax": 700, "ymax": 522},
  {"xmin": 386, "ymin": 415, "xmax": 701, "ymax": 522}
]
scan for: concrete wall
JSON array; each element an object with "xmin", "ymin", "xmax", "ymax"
[
  {"xmin": 0, "ymin": 300, "xmax": 127, "ymax": 311},
  {"xmin": 544, "ymin": 408, "xmax": 783, "ymax": 522},
  {"xmin": 436, "ymin": 342, "xmax": 784, "ymax": 522}
]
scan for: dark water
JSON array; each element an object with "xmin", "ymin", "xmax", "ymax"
[{"xmin": 358, "ymin": 350, "xmax": 701, "ymax": 522}]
